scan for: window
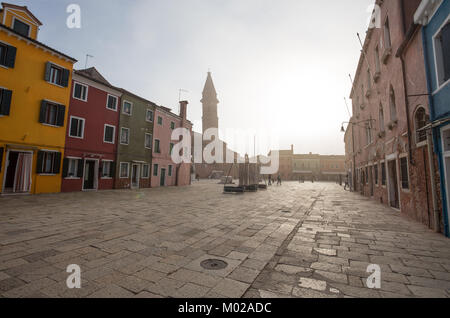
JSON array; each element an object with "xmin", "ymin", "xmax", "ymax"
[
  {"xmin": 107, "ymin": 95, "xmax": 118, "ymax": 111},
  {"xmin": 0, "ymin": 88, "xmax": 12, "ymax": 116},
  {"xmin": 171, "ymin": 121, "xmax": 175, "ymax": 130},
  {"xmin": 365, "ymin": 167, "xmax": 369, "ymax": 184},
  {"xmin": 415, "ymin": 107, "xmax": 429, "ymax": 144},
  {"xmin": 434, "ymin": 22, "xmax": 450, "ymax": 86},
  {"xmin": 102, "ymin": 161, "xmax": 114, "ymax": 178},
  {"xmin": 104, "ymin": 125, "xmax": 115, "ymax": 144},
  {"xmin": 375, "ymin": 46, "xmax": 381, "ymax": 73},
  {"xmin": 389, "ymin": 86, "xmax": 397, "ymax": 122},
  {"xmin": 142, "ymin": 164, "xmax": 150, "ymax": 178},
  {"xmin": 120, "ymin": 127, "xmax": 130, "ymax": 145},
  {"xmin": 374, "ymin": 164, "xmax": 379, "ymax": 185},
  {"xmin": 73, "ymin": 82, "xmax": 88, "ymax": 101},
  {"xmin": 145, "ymin": 133, "xmax": 152, "ymax": 149},
  {"xmin": 169, "ymin": 143, "xmax": 174, "ymax": 155},
  {"xmin": 168, "ymin": 165, "xmax": 173, "ymax": 177},
  {"xmin": 69, "ymin": 117, "xmax": 85, "ymax": 139},
  {"xmin": 39, "ymin": 101, "xmax": 65, "ymax": 127},
  {"xmin": 379, "ymin": 104, "xmax": 385, "ymax": 132},
  {"xmin": 146, "ymin": 109, "xmax": 154, "ymax": 122},
  {"xmin": 154, "ymin": 139, "xmax": 161, "ymax": 153},
  {"xmin": 366, "ymin": 123, "xmax": 372, "ymax": 145},
  {"xmin": 158, "ymin": 116, "xmax": 163, "ymax": 125},
  {"xmin": 37, "ymin": 151, "xmax": 61, "ymax": 174},
  {"xmin": 381, "ymin": 162, "xmax": 386, "ymax": 186},
  {"xmin": 12, "ymin": 18, "xmax": 30, "ymax": 37},
  {"xmin": 45, "ymin": 62, "xmax": 70, "ymax": 87},
  {"xmin": 122, "ymin": 101, "xmax": 132, "ymax": 115},
  {"xmin": 120, "ymin": 162, "xmax": 129, "ymax": 178},
  {"xmin": 67, "ymin": 159, "xmax": 78, "ymax": 177},
  {"xmin": 384, "ymin": 18, "xmax": 391, "ymax": 50},
  {"xmin": 0, "ymin": 42, "xmax": 16, "ymax": 68},
  {"xmin": 153, "ymin": 164, "xmax": 159, "ymax": 176},
  {"xmin": 400, "ymin": 157, "xmax": 409, "ymax": 189}
]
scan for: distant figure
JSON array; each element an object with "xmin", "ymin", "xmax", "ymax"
[
  {"xmin": 277, "ymin": 175, "xmax": 282, "ymax": 186},
  {"xmin": 196, "ymin": 174, "xmax": 200, "ymax": 182},
  {"xmin": 344, "ymin": 174, "xmax": 350, "ymax": 191},
  {"xmin": 339, "ymin": 174, "xmax": 342, "ymax": 186},
  {"xmin": 311, "ymin": 176, "xmax": 314, "ymax": 183}
]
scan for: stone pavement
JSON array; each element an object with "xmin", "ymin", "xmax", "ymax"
[{"xmin": 0, "ymin": 181, "xmax": 449, "ymax": 298}]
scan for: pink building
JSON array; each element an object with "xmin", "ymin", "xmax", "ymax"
[{"xmin": 151, "ymin": 101, "xmax": 192, "ymax": 187}]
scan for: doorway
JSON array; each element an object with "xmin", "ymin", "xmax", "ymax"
[
  {"xmin": 83, "ymin": 160, "xmax": 97, "ymax": 190},
  {"xmin": 2, "ymin": 150, "xmax": 32, "ymax": 194},
  {"xmin": 388, "ymin": 160, "xmax": 399, "ymax": 209},
  {"xmin": 160, "ymin": 168, "xmax": 166, "ymax": 186},
  {"xmin": 131, "ymin": 164, "xmax": 140, "ymax": 189},
  {"xmin": 370, "ymin": 166, "xmax": 374, "ymax": 197}
]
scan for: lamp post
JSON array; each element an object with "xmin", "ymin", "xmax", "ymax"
[{"xmin": 341, "ymin": 118, "xmax": 376, "ymax": 192}]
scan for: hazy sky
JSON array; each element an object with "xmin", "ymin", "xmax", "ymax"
[{"xmin": 20, "ymin": 0, "xmax": 374, "ymax": 155}]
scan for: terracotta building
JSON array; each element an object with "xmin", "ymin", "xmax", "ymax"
[
  {"xmin": 345, "ymin": 0, "xmax": 445, "ymax": 234},
  {"xmin": 61, "ymin": 68, "xmax": 122, "ymax": 192},
  {"xmin": 269, "ymin": 146, "xmax": 345, "ymax": 181}
]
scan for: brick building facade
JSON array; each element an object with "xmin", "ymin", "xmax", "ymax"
[{"xmin": 345, "ymin": 0, "xmax": 445, "ymax": 234}]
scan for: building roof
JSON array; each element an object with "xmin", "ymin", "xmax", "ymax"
[
  {"xmin": 76, "ymin": 67, "xmax": 111, "ymax": 86},
  {"xmin": 1, "ymin": 2, "xmax": 43, "ymax": 26},
  {"xmin": 0, "ymin": 23, "xmax": 76, "ymax": 62}
]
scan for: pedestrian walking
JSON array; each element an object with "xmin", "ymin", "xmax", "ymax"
[
  {"xmin": 344, "ymin": 174, "xmax": 349, "ymax": 191},
  {"xmin": 277, "ymin": 175, "xmax": 282, "ymax": 186}
]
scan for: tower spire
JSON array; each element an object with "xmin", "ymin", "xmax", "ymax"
[{"xmin": 201, "ymin": 71, "xmax": 219, "ymax": 134}]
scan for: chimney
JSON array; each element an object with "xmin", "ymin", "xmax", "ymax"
[
  {"xmin": 291, "ymin": 144, "xmax": 294, "ymax": 152},
  {"xmin": 179, "ymin": 100, "xmax": 188, "ymax": 121}
]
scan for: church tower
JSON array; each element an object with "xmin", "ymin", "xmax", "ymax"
[{"xmin": 201, "ymin": 72, "xmax": 219, "ymax": 135}]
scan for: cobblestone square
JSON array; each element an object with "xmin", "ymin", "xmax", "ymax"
[{"xmin": 0, "ymin": 181, "xmax": 449, "ymax": 298}]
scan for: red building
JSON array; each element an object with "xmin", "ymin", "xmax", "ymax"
[
  {"xmin": 151, "ymin": 101, "xmax": 192, "ymax": 187},
  {"xmin": 61, "ymin": 68, "xmax": 122, "ymax": 192}
]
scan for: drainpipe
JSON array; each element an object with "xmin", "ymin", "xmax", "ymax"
[{"xmin": 422, "ymin": 27, "xmax": 440, "ymax": 233}]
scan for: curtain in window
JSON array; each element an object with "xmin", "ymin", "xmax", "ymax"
[{"xmin": 14, "ymin": 153, "xmax": 32, "ymax": 193}]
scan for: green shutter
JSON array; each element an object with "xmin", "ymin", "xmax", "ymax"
[
  {"xmin": 77, "ymin": 159, "xmax": 84, "ymax": 178},
  {"xmin": 61, "ymin": 69, "xmax": 70, "ymax": 87},
  {"xmin": 110, "ymin": 162, "xmax": 116, "ymax": 178},
  {"xmin": 57, "ymin": 105, "xmax": 65, "ymax": 127},
  {"xmin": 36, "ymin": 151, "xmax": 44, "ymax": 174},
  {"xmin": 0, "ymin": 89, "xmax": 12, "ymax": 116},
  {"xmin": 62, "ymin": 158, "xmax": 69, "ymax": 178},
  {"xmin": 44, "ymin": 62, "xmax": 52, "ymax": 82},
  {"xmin": 5, "ymin": 45, "xmax": 17, "ymax": 68},
  {"xmin": 39, "ymin": 100, "xmax": 47, "ymax": 123},
  {"xmin": 53, "ymin": 152, "xmax": 62, "ymax": 174}
]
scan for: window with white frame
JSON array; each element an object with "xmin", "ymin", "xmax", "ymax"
[
  {"xmin": 145, "ymin": 133, "xmax": 152, "ymax": 149},
  {"xmin": 107, "ymin": 95, "xmax": 118, "ymax": 111},
  {"xmin": 104, "ymin": 125, "xmax": 115, "ymax": 144},
  {"xmin": 146, "ymin": 109, "xmax": 154, "ymax": 122},
  {"xmin": 122, "ymin": 101, "xmax": 132, "ymax": 115},
  {"xmin": 434, "ymin": 21, "xmax": 450, "ymax": 87},
  {"xmin": 102, "ymin": 161, "xmax": 113, "ymax": 178},
  {"xmin": 142, "ymin": 164, "xmax": 150, "ymax": 178},
  {"xmin": 120, "ymin": 162, "xmax": 129, "ymax": 178},
  {"xmin": 67, "ymin": 158, "xmax": 78, "ymax": 178},
  {"xmin": 69, "ymin": 116, "xmax": 85, "ymax": 139},
  {"xmin": 12, "ymin": 18, "xmax": 30, "ymax": 37},
  {"xmin": 153, "ymin": 164, "xmax": 158, "ymax": 176},
  {"xmin": 73, "ymin": 82, "xmax": 88, "ymax": 101},
  {"xmin": 120, "ymin": 127, "xmax": 130, "ymax": 145}
]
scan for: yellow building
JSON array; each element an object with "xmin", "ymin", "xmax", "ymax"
[{"xmin": 0, "ymin": 3, "xmax": 76, "ymax": 194}]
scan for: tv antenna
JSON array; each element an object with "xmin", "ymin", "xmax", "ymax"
[{"xmin": 85, "ymin": 54, "xmax": 94, "ymax": 69}]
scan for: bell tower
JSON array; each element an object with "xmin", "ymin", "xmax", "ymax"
[{"xmin": 201, "ymin": 72, "xmax": 219, "ymax": 135}]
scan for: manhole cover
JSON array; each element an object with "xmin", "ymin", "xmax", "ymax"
[{"xmin": 200, "ymin": 259, "xmax": 228, "ymax": 270}]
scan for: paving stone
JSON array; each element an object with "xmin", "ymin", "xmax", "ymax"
[
  {"xmin": 292, "ymin": 287, "xmax": 338, "ymax": 298},
  {"xmin": 407, "ymin": 285, "xmax": 448, "ymax": 298},
  {"xmin": 314, "ymin": 270, "xmax": 348, "ymax": 284},
  {"xmin": 88, "ymin": 284, "xmax": 135, "ymax": 298},
  {"xmin": 311, "ymin": 262, "xmax": 342, "ymax": 273},
  {"xmin": 298, "ymin": 277, "xmax": 327, "ymax": 291},
  {"xmin": 274, "ymin": 264, "xmax": 313, "ymax": 275},
  {"xmin": 212, "ymin": 278, "xmax": 250, "ymax": 298},
  {"xmin": 175, "ymin": 283, "xmax": 211, "ymax": 298}
]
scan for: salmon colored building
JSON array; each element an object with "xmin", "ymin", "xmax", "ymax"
[
  {"xmin": 151, "ymin": 101, "xmax": 192, "ymax": 187},
  {"xmin": 61, "ymin": 68, "xmax": 122, "ymax": 192},
  {"xmin": 0, "ymin": 3, "xmax": 76, "ymax": 195}
]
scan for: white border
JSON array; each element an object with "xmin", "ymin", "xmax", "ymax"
[
  {"xmin": 68, "ymin": 116, "xmax": 85, "ymax": 139},
  {"xmin": 441, "ymin": 125, "xmax": 450, "ymax": 235},
  {"xmin": 72, "ymin": 81, "xmax": 88, "ymax": 102},
  {"xmin": 119, "ymin": 162, "xmax": 130, "ymax": 179},
  {"xmin": 106, "ymin": 94, "xmax": 118, "ymax": 112},
  {"xmin": 122, "ymin": 100, "xmax": 133, "ymax": 116},
  {"xmin": 103, "ymin": 124, "xmax": 115, "ymax": 144},
  {"xmin": 120, "ymin": 127, "xmax": 130, "ymax": 145},
  {"xmin": 432, "ymin": 16, "xmax": 450, "ymax": 93}
]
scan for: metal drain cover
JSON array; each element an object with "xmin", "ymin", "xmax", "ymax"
[{"xmin": 201, "ymin": 259, "xmax": 228, "ymax": 270}]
